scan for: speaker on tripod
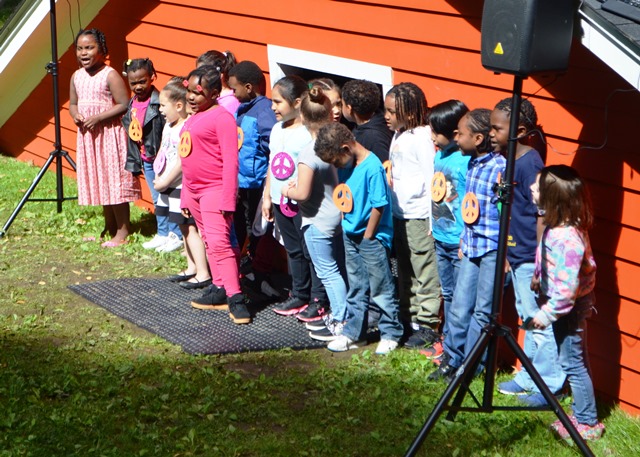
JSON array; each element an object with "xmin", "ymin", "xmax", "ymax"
[{"xmin": 481, "ymin": 0, "xmax": 575, "ymax": 76}]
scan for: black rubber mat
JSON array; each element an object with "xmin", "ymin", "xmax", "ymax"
[{"xmin": 68, "ymin": 277, "xmax": 326, "ymax": 355}]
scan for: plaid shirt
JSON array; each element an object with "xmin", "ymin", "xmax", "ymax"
[{"xmin": 461, "ymin": 152, "xmax": 506, "ymax": 258}]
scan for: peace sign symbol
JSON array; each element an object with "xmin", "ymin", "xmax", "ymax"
[
  {"xmin": 279, "ymin": 195, "xmax": 299, "ymax": 217},
  {"xmin": 178, "ymin": 132, "xmax": 192, "ymax": 158},
  {"xmin": 332, "ymin": 183, "xmax": 353, "ymax": 213},
  {"xmin": 153, "ymin": 151, "xmax": 166, "ymax": 175},
  {"xmin": 382, "ymin": 160, "xmax": 392, "ymax": 186},
  {"xmin": 128, "ymin": 117, "xmax": 143, "ymax": 142},
  {"xmin": 431, "ymin": 171, "xmax": 447, "ymax": 203},
  {"xmin": 461, "ymin": 192, "xmax": 480, "ymax": 224},
  {"xmin": 237, "ymin": 126, "xmax": 244, "ymax": 150},
  {"xmin": 271, "ymin": 152, "xmax": 295, "ymax": 180}
]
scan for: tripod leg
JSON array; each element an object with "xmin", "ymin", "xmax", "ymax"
[
  {"xmin": 0, "ymin": 153, "xmax": 57, "ymax": 237},
  {"xmin": 502, "ymin": 327, "xmax": 595, "ymax": 457},
  {"xmin": 446, "ymin": 323, "xmax": 494, "ymax": 421},
  {"xmin": 405, "ymin": 326, "xmax": 493, "ymax": 457}
]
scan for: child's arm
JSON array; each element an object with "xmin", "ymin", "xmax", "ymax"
[
  {"xmin": 532, "ymin": 227, "xmax": 584, "ymax": 329},
  {"xmin": 154, "ymin": 160, "xmax": 182, "ymax": 192},
  {"xmin": 364, "ymin": 206, "xmax": 384, "ymax": 240},
  {"xmin": 262, "ymin": 172, "xmax": 274, "ymax": 222},
  {"xmin": 218, "ymin": 113, "xmax": 240, "ymax": 214},
  {"xmin": 81, "ymin": 70, "xmax": 129, "ymax": 130},
  {"xmin": 69, "ymin": 72, "xmax": 84, "ymax": 126},
  {"xmin": 283, "ymin": 164, "xmax": 313, "ymax": 202}
]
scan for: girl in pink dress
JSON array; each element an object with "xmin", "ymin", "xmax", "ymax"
[{"xmin": 69, "ymin": 29, "xmax": 141, "ymax": 247}]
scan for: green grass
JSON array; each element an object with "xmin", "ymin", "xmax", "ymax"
[{"xmin": 1, "ymin": 153, "xmax": 639, "ymax": 456}]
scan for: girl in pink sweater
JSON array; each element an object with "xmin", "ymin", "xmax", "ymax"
[{"xmin": 179, "ymin": 65, "xmax": 250, "ymax": 324}]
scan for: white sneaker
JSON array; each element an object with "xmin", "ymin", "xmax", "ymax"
[
  {"xmin": 142, "ymin": 235, "xmax": 167, "ymax": 250},
  {"xmin": 156, "ymin": 232, "xmax": 183, "ymax": 252},
  {"xmin": 375, "ymin": 339, "xmax": 399, "ymax": 355},
  {"xmin": 327, "ymin": 335, "xmax": 364, "ymax": 352}
]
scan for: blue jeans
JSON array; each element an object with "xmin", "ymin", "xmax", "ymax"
[
  {"xmin": 143, "ymin": 161, "xmax": 180, "ymax": 238},
  {"xmin": 553, "ymin": 300, "xmax": 598, "ymax": 425},
  {"xmin": 303, "ymin": 225, "xmax": 348, "ymax": 321},
  {"xmin": 444, "ymin": 251, "xmax": 497, "ymax": 368},
  {"xmin": 342, "ymin": 234, "xmax": 404, "ymax": 342},
  {"xmin": 435, "ymin": 240, "xmax": 461, "ymax": 339},
  {"xmin": 510, "ymin": 263, "xmax": 566, "ymax": 394}
]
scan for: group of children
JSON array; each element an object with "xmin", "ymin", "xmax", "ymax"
[{"xmin": 69, "ymin": 28, "xmax": 604, "ymax": 440}]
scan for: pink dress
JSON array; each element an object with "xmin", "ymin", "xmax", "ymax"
[{"xmin": 73, "ymin": 65, "xmax": 141, "ymax": 205}]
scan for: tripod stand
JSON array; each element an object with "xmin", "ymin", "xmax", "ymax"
[
  {"xmin": 0, "ymin": 0, "xmax": 77, "ymax": 238},
  {"xmin": 404, "ymin": 76, "xmax": 595, "ymax": 457}
]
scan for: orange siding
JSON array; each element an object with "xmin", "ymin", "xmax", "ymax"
[{"xmin": 1, "ymin": 0, "xmax": 640, "ymax": 413}]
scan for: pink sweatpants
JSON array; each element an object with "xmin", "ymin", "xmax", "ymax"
[{"xmin": 183, "ymin": 191, "xmax": 241, "ymax": 296}]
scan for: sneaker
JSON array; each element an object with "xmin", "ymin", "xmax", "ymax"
[
  {"xmin": 518, "ymin": 391, "xmax": 566, "ymax": 407},
  {"xmin": 309, "ymin": 327, "xmax": 341, "ymax": 342},
  {"xmin": 273, "ymin": 295, "xmax": 308, "ymax": 316},
  {"xmin": 419, "ymin": 341, "xmax": 444, "ymax": 359},
  {"xmin": 405, "ymin": 325, "xmax": 441, "ymax": 349},
  {"xmin": 296, "ymin": 299, "xmax": 328, "ymax": 322},
  {"xmin": 305, "ymin": 320, "xmax": 327, "ymax": 331},
  {"xmin": 191, "ymin": 286, "xmax": 228, "ymax": 310},
  {"xmin": 142, "ymin": 234, "xmax": 167, "ymax": 250},
  {"xmin": 498, "ymin": 379, "xmax": 528, "ymax": 396},
  {"xmin": 551, "ymin": 416, "xmax": 605, "ymax": 441},
  {"xmin": 432, "ymin": 350, "xmax": 450, "ymax": 367},
  {"xmin": 375, "ymin": 339, "xmax": 399, "ymax": 355},
  {"xmin": 427, "ymin": 360, "xmax": 456, "ymax": 382},
  {"xmin": 327, "ymin": 335, "xmax": 365, "ymax": 352},
  {"xmin": 157, "ymin": 232, "xmax": 183, "ymax": 252},
  {"xmin": 228, "ymin": 293, "xmax": 251, "ymax": 324},
  {"xmin": 325, "ymin": 319, "xmax": 344, "ymax": 336},
  {"xmin": 244, "ymin": 272, "xmax": 282, "ymax": 299}
]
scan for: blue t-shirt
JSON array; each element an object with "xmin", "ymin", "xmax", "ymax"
[
  {"xmin": 507, "ymin": 148, "xmax": 544, "ymax": 267},
  {"xmin": 338, "ymin": 152, "xmax": 394, "ymax": 250},
  {"xmin": 432, "ymin": 143, "xmax": 470, "ymax": 245}
]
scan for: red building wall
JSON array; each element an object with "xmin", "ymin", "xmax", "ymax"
[{"xmin": 1, "ymin": 0, "xmax": 639, "ymax": 413}]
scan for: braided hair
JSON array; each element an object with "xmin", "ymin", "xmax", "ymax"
[
  {"xmin": 75, "ymin": 29, "xmax": 108, "ymax": 56},
  {"xmin": 386, "ymin": 82, "xmax": 428, "ymax": 131},
  {"xmin": 122, "ymin": 58, "xmax": 157, "ymax": 78}
]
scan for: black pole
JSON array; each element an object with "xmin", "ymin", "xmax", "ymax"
[
  {"xmin": 404, "ymin": 75, "xmax": 595, "ymax": 457},
  {"xmin": 0, "ymin": 0, "xmax": 77, "ymax": 237}
]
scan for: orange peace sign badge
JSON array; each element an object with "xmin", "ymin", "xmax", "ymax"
[
  {"xmin": 332, "ymin": 183, "xmax": 353, "ymax": 213},
  {"xmin": 382, "ymin": 160, "xmax": 392, "ymax": 186},
  {"xmin": 128, "ymin": 117, "xmax": 143, "ymax": 142},
  {"xmin": 431, "ymin": 171, "xmax": 447, "ymax": 203},
  {"xmin": 178, "ymin": 131, "xmax": 192, "ymax": 158},
  {"xmin": 461, "ymin": 192, "xmax": 480, "ymax": 224},
  {"xmin": 237, "ymin": 126, "xmax": 244, "ymax": 150}
]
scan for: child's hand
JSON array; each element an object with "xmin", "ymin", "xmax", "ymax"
[
  {"xmin": 73, "ymin": 113, "xmax": 85, "ymax": 127},
  {"xmin": 181, "ymin": 208, "xmax": 191, "ymax": 218},
  {"xmin": 82, "ymin": 114, "xmax": 101, "ymax": 131},
  {"xmin": 531, "ymin": 316, "xmax": 546, "ymax": 330},
  {"xmin": 530, "ymin": 275, "xmax": 540, "ymax": 292},
  {"xmin": 262, "ymin": 196, "xmax": 274, "ymax": 222}
]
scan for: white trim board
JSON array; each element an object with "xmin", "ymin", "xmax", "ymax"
[{"xmin": 267, "ymin": 44, "xmax": 394, "ymax": 95}]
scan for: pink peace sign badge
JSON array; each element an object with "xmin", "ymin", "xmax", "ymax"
[
  {"xmin": 271, "ymin": 152, "xmax": 295, "ymax": 180},
  {"xmin": 280, "ymin": 195, "xmax": 298, "ymax": 217},
  {"xmin": 153, "ymin": 151, "xmax": 166, "ymax": 175}
]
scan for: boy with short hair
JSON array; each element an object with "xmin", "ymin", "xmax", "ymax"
[
  {"xmin": 314, "ymin": 123, "xmax": 404, "ymax": 355},
  {"xmin": 227, "ymin": 61, "xmax": 277, "ymax": 259},
  {"xmin": 429, "ymin": 108, "xmax": 506, "ymax": 381},
  {"xmin": 341, "ymin": 79, "xmax": 393, "ymax": 162}
]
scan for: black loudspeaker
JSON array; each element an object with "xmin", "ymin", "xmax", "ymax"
[{"xmin": 481, "ymin": 0, "xmax": 575, "ymax": 76}]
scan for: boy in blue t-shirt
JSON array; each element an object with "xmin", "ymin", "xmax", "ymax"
[
  {"xmin": 490, "ymin": 98, "xmax": 565, "ymax": 405},
  {"xmin": 314, "ymin": 123, "xmax": 404, "ymax": 355},
  {"xmin": 429, "ymin": 109, "xmax": 506, "ymax": 381}
]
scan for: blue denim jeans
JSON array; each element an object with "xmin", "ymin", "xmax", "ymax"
[
  {"xmin": 303, "ymin": 225, "xmax": 348, "ymax": 322},
  {"xmin": 143, "ymin": 161, "xmax": 180, "ymax": 238},
  {"xmin": 553, "ymin": 300, "xmax": 598, "ymax": 425},
  {"xmin": 444, "ymin": 250, "xmax": 497, "ymax": 369},
  {"xmin": 510, "ymin": 262, "xmax": 566, "ymax": 394},
  {"xmin": 435, "ymin": 240, "xmax": 461, "ymax": 339},
  {"xmin": 342, "ymin": 234, "xmax": 404, "ymax": 342}
]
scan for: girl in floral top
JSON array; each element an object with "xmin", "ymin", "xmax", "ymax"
[{"xmin": 530, "ymin": 165, "xmax": 604, "ymax": 441}]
